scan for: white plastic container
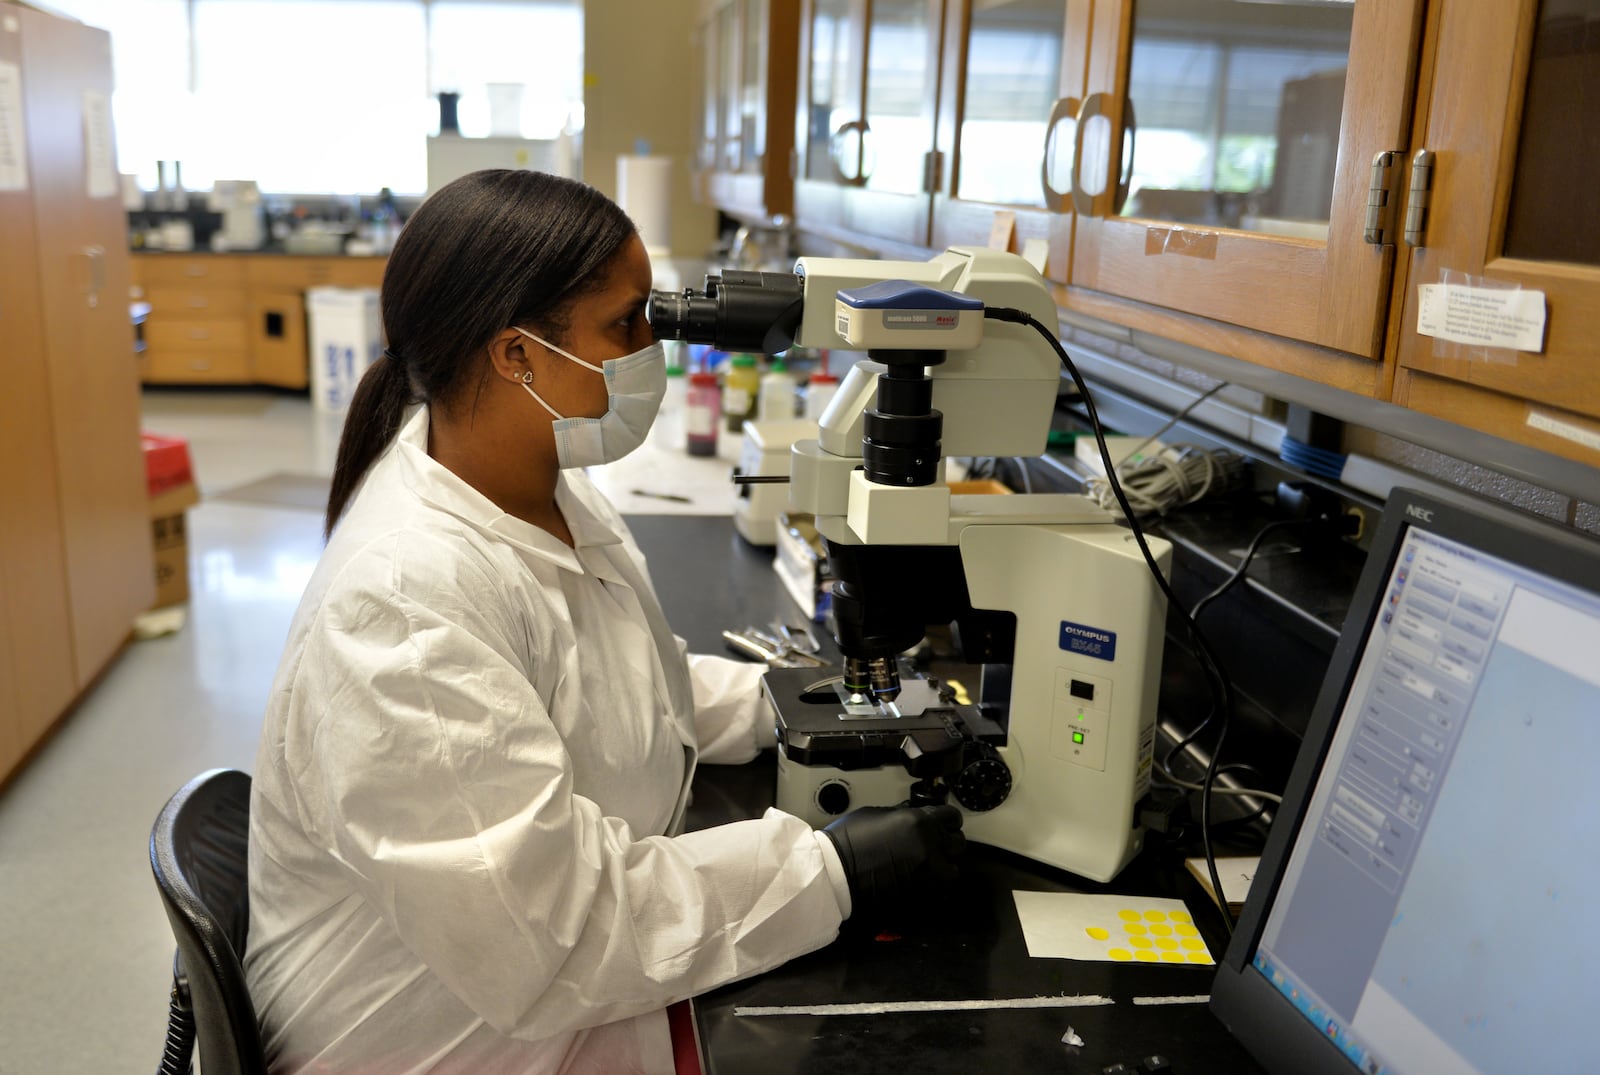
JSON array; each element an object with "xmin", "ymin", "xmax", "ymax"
[
  {"xmin": 804, "ymin": 371, "xmax": 840, "ymax": 420},
  {"xmin": 307, "ymin": 287, "xmax": 382, "ymax": 413},
  {"xmin": 757, "ymin": 359, "xmax": 796, "ymax": 420}
]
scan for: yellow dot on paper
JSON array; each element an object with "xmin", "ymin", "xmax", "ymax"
[
  {"xmin": 1171, "ymin": 911, "xmax": 1192, "ymax": 924},
  {"xmin": 1118, "ymin": 909, "xmax": 1142, "ymax": 922},
  {"xmin": 1176, "ymin": 924, "xmax": 1200, "ymax": 937},
  {"xmin": 1129, "ymin": 936, "xmax": 1153, "ymax": 949},
  {"xmin": 1109, "ymin": 948, "xmax": 1134, "ymax": 962},
  {"xmin": 1182, "ymin": 938, "xmax": 1206, "ymax": 951},
  {"xmin": 1144, "ymin": 910, "xmax": 1168, "ymax": 922},
  {"xmin": 1135, "ymin": 950, "xmax": 1159, "ymax": 962},
  {"xmin": 1150, "ymin": 924, "xmax": 1173, "ymax": 937},
  {"xmin": 1086, "ymin": 927, "xmax": 1111, "ymax": 941},
  {"xmin": 1187, "ymin": 952, "xmax": 1214, "ymax": 965},
  {"xmin": 1161, "ymin": 952, "xmax": 1187, "ymax": 964},
  {"xmin": 1123, "ymin": 923, "xmax": 1148, "ymax": 935},
  {"xmin": 1156, "ymin": 937, "xmax": 1179, "ymax": 951}
]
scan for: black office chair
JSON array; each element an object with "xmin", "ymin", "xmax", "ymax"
[{"xmin": 149, "ymin": 768, "xmax": 268, "ymax": 1075}]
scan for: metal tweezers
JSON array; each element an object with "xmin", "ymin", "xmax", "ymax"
[{"xmin": 722, "ymin": 626, "xmax": 828, "ymax": 668}]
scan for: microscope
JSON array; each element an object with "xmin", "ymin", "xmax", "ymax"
[{"xmin": 650, "ymin": 248, "xmax": 1170, "ymax": 883}]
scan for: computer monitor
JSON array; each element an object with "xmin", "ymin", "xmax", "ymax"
[{"xmin": 1211, "ymin": 486, "xmax": 1600, "ymax": 1075}]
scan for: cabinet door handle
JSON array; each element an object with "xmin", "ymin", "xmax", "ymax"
[
  {"xmin": 1069, "ymin": 93, "xmax": 1106, "ymax": 217},
  {"xmin": 1113, "ymin": 98, "xmax": 1137, "ymax": 216},
  {"xmin": 1041, "ymin": 96, "xmax": 1080, "ymax": 213},
  {"xmin": 82, "ymin": 246, "xmax": 107, "ymax": 308},
  {"xmin": 830, "ymin": 119, "xmax": 868, "ymax": 186}
]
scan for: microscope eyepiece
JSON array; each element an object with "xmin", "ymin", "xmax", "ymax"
[{"xmin": 648, "ymin": 270, "xmax": 805, "ymax": 355}]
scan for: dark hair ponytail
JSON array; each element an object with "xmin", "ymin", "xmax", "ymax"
[
  {"xmin": 324, "ymin": 349, "xmax": 413, "ymax": 537},
  {"xmin": 323, "ymin": 169, "xmax": 637, "ymax": 538}
]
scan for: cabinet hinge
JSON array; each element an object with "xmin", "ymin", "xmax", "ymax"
[
  {"xmin": 1404, "ymin": 149, "xmax": 1435, "ymax": 248},
  {"xmin": 922, "ymin": 150, "xmax": 944, "ymax": 195},
  {"xmin": 1364, "ymin": 150, "xmax": 1402, "ymax": 246}
]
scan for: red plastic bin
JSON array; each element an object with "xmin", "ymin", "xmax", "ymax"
[{"xmin": 141, "ymin": 433, "xmax": 194, "ymax": 498}]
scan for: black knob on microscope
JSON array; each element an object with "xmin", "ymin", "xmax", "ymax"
[
  {"xmin": 950, "ymin": 743, "xmax": 1013, "ymax": 812},
  {"xmin": 816, "ymin": 780, "xmax": 852, "ymax": 816}
]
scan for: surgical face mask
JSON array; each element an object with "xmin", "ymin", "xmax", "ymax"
[{"xmin": 515, "ymin": 328, "xmax": 666, "ymax": 469}]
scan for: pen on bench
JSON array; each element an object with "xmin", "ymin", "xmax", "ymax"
[{"xmin": 631, "ymin": 489, "xmax": 693, "ymax": 504}]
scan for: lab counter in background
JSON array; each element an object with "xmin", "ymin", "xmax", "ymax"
[
  {"xmin": 130, "ymin": 252, "xmax": 387, "ymax": 388},
  {"xmin": 636, "ymin": 513, "xmax": 1264, "ymax": 1075}
]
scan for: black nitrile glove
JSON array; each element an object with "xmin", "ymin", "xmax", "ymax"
[{"xmin": 821, "ymin": 804, "xmax": 966, "ymax": 920}]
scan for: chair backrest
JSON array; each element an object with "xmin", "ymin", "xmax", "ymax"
[{"xmin": 149, "ymin": 768, "xmax": 267, "ymax": 1075}]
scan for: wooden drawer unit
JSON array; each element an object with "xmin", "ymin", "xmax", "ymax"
[
  {"xmin": 139, "ymin": 254, "xmax": 250, "ymax": 384},
  {"xmin": 144, "ymin": 347, "xmax": 252, "ymax": 383},
  {"xmin": 136, "ymin": 253, "xmax": 386, "ymax": 386},
  {"xmin": 144, "ymin": 285, "xmax": 248, "ymax": 318},
  {"xmin": 139, "ymin": 255, "xmax": 247, "ymax": 287},
  {"xmin": 146, "ymin": 318, "xmax": 250, "ymax": 352},
  {"xmin": 246, "ymin": 256, "xmax": 387, "ymax": 292}
]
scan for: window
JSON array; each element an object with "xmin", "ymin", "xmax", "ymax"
[
  {"xmin": 427, "ymin": 1, "xmax": 583, "ymax": 140},
  {"xmin": 48, "ymin": 0, "xmax": 583, "ymax": 195}
]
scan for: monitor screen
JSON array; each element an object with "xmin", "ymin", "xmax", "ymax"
[{"xmin": 1211, "ymin": 487, "xmax": 1600, "ymax": 1075}]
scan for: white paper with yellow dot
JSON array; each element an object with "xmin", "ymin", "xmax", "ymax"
[{"xmin": 1011, "ymin": 892, "xmax": 1214, "ymax": 966}]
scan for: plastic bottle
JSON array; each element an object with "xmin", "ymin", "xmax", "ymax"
[
  {"xmin": 722, "ymin": 353, "xmax": 760, "ymax": 433},
  {"xmin": 758, "ymin": 356, "xmax": 796, "ymax": 420},
  {"xmin": 804, "ymin": 365, "xmax": 841, "ymax": 421},
  {"xmin": 651, "ymin": 360, "xmax": 687, "ymax": 449},
  {"xmin": 370, "ymin": 187, "xmax": 401, "ymax": 253},
  {"xmin": 686, "ymin": 371, "xmax": 721, "ymax": 456}
]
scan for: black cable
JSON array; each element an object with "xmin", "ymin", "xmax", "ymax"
[
  {"xmin": 1118, "ymin": 381, "xmax": 1230, "ymax": 464},
  {"xmin": 985, "ymin": 305, "xmax": 1239, "ymax": 933},
  {"xmin": 1191, "ymin": 517, "xmax": 1318, "ymax": 624},
  {"xmin": 1157, "ymin": 517, "xmax": 1318, "ymax": 797}
]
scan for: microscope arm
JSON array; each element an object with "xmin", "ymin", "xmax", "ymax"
[{"xmin": 792, "ymin": 247, "xmax": 1064, "ymax": 461}]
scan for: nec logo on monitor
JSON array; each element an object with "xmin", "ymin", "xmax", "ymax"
[
  {"xmin": 1059, "ymin": 620, "xmax": 1116, "ymax": 661},
  {"xmin": 1405, "ymin": 504, "xmax": 1435, "ymax": 523}
]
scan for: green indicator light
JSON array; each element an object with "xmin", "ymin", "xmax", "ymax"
[{"xmin": 1072, "ymin": 731, "xmax": 1085, "ymax": 744}]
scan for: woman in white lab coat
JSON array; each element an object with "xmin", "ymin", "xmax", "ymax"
[{"xmin": 245, "ymin": 169, "xmax": 963, "ymax": 1075}]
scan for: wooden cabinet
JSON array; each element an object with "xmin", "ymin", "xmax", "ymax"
[
  {"xmin": 1061, "ymin": 0, "xmax": 1428, "ymax": 394},
  {"xmin": 930, "ymin": 0, "xmax": 1090, "ymax": 285},
  {"xmin": 249, "ymin": 290, "xmax": 310, "ymax": 388},
  {"xmin": 748, "ymin": 0, "xmax": 1599, "ymax": 473},
  {"xmin": 243, "ymin": 256, "xmax": 385, "ymax": 389},
  {"xmin": 1390, "ymin": 0, "xmax": 1600, "ymax": 469},
  {"xmin": 135, "ymin": 254, "xmax": 386, "ymax": 388},
  {"xmin": 792, "ymin": 0, "xmax": 945, "ymax": 249},
  {"xmin": 0, "ymin": 4, "xmax": 152, "ymax": 782},
  {"xmin": 695, "ymin": 0, "xmax": 800, "ymax": 222}
]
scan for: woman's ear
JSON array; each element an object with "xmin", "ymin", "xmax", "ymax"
[{"xmin": 485, "ymin": 327, "xmax": 537, "ymax": 386}]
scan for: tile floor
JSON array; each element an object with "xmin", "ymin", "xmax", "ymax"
[{"xmin": 0, "ymin": 390, "xmax": 338, "ymax": 1074}]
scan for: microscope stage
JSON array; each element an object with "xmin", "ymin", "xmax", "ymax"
[{"xmin": 762, "ymin": 666, "xmax": 1002, "ymax": 777}]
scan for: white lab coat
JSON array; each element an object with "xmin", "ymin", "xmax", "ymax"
[{"xmin": 246, "ymin": 407, "xmax": 847, "ymax": 1074}]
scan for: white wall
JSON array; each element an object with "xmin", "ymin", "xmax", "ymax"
[{"xmin": 582, "ymin": 0, "xmax": 719, "ymax": 258}]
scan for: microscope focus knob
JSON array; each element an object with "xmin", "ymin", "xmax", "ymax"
[
  {"xmin": 816, "ymin": 780, "xmax": 853, "ymax": 817},
  {"xmin": 951, "ymin": 744, "xmax": 1012, "ymax": 812}
]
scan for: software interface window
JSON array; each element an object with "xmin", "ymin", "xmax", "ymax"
[{"xmin": 1255, "ymin": 528, "xmax": 1600, "ymax": 1074}]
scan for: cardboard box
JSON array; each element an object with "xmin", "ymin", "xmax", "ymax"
[
  {"xmin": 143, "ymin": 433, "xmax": 199, "ymax": 609},
  {"xmin": 148, "ymin": 481, "xmax": 200, "ymax": 608}
]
